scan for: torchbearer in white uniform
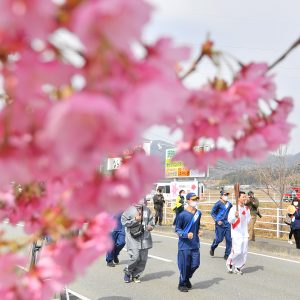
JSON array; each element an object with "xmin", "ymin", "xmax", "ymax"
[{"xmin": 226, "ymin": 191, "xmax": 251, "ymax": 275}]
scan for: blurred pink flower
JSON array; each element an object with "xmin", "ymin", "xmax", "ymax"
[
  {"xmin": 65, "ymin": 154, "xmax": 162, "ymax": 219},
  {"xmin": 0, "ymin": 253, "xmax": 25, "ymax": 287},
  {"xmin": 145, "ymin": 38, "xmax": 190, "ymax": 76},
  {"xmin": 0, "ymin": 0, "xmax": 57, "ymax": 41},
  {"xmin": 175, "ymin": 147, "xmax": 229, "ymax": 172},
  {"xmin": 121, "ymin": 76, "xmax": 189, "ymax": 128},
  {"xmin": 38, "ymin": 92, "xmax": 137, "ymax": 175},
  {"xmin": 71, "ymin": 0, "xmax": 152, "ymax": 54},
  {"xmin": 232, "ymin": 63, "xmax": 275, "ymax": 101}
]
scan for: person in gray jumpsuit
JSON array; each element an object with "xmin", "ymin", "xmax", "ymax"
[{"xmin": 121, "ymin": 199, "xmax": 154, "ymax": 283}]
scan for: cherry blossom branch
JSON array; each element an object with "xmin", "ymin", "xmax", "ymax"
[
  {"xmin": 180, "ymin": 39, "xmax": 214, "ymax": 80},
  {"xmin": 268, "ymin": 36, "xmax": 300, "ymax": 71},
  {"xmin": 180, "ymin": 53, "xmax": 204, "ymax": 80}
]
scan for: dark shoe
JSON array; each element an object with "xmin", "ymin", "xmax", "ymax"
[
  {"xmin": 210, "ymin": 248, "xmax": 214, "ymax": 256},
  {"xmin": 113, "ymin": 257, "xmax": 119, "ymax": 264},
  {"xmin": 224, "ymin": 255, "xmax": 229, "ymax": 260},
  {"xmin": 234, "ymin": 267, "xmax": 243, "ymax": 275},
  {"xmin": 186, "ymin": 280, "xmax": 192, "ymax": 289},
  {"xmin": 124, "ymin": 273, "xmax": 131, "ymax": 283},
  {"xmin": 178, "ymin": 285, "xmax": 188, "ymax": 292},
  {"xmin": 107, "ymin": 261, "xmax": 115, "ymax": 267},
  {"xmin": 226, "ymin": 261, "xmax": 233, "ymax": 273}
]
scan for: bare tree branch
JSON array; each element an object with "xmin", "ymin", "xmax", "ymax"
[{"xmin": 268, "ymin": 36, "xmax": 300, "ymax": 71}]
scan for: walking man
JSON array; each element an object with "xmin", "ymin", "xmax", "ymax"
[
  {"xmin": 106, "ymin": 213, "xmax": 126, "ymax": 267},
  {"xmin": 175, "ymin": 192, "xmax": 202, "ymax": 292},
  {"xmin": 121, "ymin": 199, "xmax": 154, "ymax": 283},
  {"xmin": 246, "ymin": 191, "xmax": 261, "ymax": 241},
  {"xmin": 153, "ymin": 188, "xmax": 165, "ymax": 226},
  {"xmin": 226, "ymin": 191, "xmax": 251, "ymax": 275},
  {"xmin": 210, "ymin": 189, "xmax": 232, "ymax": 260}
]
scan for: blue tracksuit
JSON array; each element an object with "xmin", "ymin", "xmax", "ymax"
[
  {"xmin": 106, "ymin": 214, "xmax": 126, "ymax": 263},
  {"xmin": 210, "ymin": 200, "xmax": 232, "ymax": 256},
  {"xmin": 175, "ymin": 209, "xmax": 201, "ymax": 286}
]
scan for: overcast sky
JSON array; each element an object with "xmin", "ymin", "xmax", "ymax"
[{"xmin": 144, "ymin": 0, "xmax": 300, "ymax": 154}]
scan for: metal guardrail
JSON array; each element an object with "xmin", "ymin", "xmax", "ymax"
[{"xmin": 148, "ymin": 200, "xmax": 291, "ymax": 238}]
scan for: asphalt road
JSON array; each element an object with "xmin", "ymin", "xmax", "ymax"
[
  {"xmin": 2, "ymin": 223, "xmax": 300, "ymax": 300},
  {"xmin": 68, "ymin": 231, "xmax": 300, "ymax": 300}
]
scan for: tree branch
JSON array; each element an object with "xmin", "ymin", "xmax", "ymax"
[
  {"xmin": 268, "ymin": 36, "xmax": 300, "ymax": 71},
  {"xmin": 181, "ymin": 53, "xmax": 204, "ymax": 80}
]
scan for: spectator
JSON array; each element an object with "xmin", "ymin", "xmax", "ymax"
[
  {"xmin": 153, "ymin": 188, "xmax": 165, "ymax": 226},
  {"xmin": 246, "ymin": 191, "xmax": 262, "ymax": 241},
  {"xmin": 285, "ymin": 205, "xmax": 295, "ymax": 244},
  {"xmin": 290, "ymin": 198, "xmax": 300, "ymax": 249},
  {"xmin": 172, "ymin": 190, "xmax": 185, "ymax": 226}
]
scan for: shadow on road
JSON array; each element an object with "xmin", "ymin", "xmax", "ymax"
[
  {"xmin": 193, "ymin": 277, "xmax": 224, "ymax": 289},
  {"xmin": 242, "ymin": 265, "xmax": 264, "ymax": 273},
  {"xmin": 209, "ymin": 256, "xmax": 226, "ymax": 260},
  {"xmin": 142, "ymin": 270, "xmax": 175, "ymax": 282},
  {"xmin": 97, "ymin": 297, "xmax": 131, "ymax": 300}
]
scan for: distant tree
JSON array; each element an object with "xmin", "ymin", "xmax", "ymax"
[{"xmin": 252, "ymin": 147, "xmax": 299, "ymax": 208}]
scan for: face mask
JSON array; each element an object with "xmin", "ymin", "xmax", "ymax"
[
  {"xmin": 293, "ymin": 202, "xmax": 298, "ymax": 206},
  {"xmin": 189, "ymin": 201, "xmax": 198, "ymax": 208},
  {"xmin": 223, "ymin": 196, "xmax": 228, "ymax": 201}
]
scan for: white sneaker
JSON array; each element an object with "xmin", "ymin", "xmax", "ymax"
[
  {"xmin": 234, "ymin": 267, "xmax": 243, "ymax": 275},
  {"xmin": 226, "ymin": 262, "xmax": 233, "ymax": 273},
  {"xmin": 133, "ymin": 276, "xmax": 141, "ymax": 283},
  {"xmin": 288, "ymin": 240, "xmax": 293, "ymax": 245}
]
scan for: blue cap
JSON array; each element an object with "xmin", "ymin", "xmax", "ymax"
[
  {"xmin": 186, "ymin": 192, "xmax": 199, "ymax": 200},
  {"xmin": 220, "ymin": 190, "xmax": 230, "ymax": 196}
]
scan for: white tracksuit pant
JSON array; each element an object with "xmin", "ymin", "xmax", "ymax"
[
  {"xmin": 227, "ymin": 205, "xmax": 251, "ymax": 269},
  {"xmin": 227, "ymin": 237, "xmax": 248, "ymax": 269}
]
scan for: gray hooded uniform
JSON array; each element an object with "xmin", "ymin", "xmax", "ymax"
[{"xmin": 121, "ymin": 204, "xmax": 154, "ymax": 278}]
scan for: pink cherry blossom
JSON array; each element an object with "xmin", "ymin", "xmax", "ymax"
[
  {"xmin": 145, "ymin": 38, "xmax": 190, "ymax": 77},
  {"xmin": 4, "ymin": 49, "xmax": 76, "ymax": 105},
  {"xmin": 0, "ymin": 1, "xmax": 295, "ymax": 297},
  {"xmin": 233, "ymin": 109, "xmax": 293, "ymax": 160},
  {"xmin": 235, "ymin": 63, "xmax": 275, "ymax": 101},
  {"xmin": 121, "ymin": 76, "xmax": 189, "ymax": 129},
  {"xmin": 71, "ymin": 0, "xmax": 152, "ymax": 54},
  {"xmin": 0, "ymin": 253, "xmax": 25, "ymax": 287},
  {"xmin": 175, "ymin": 146, "xmax": 229, "ymax": 172},
  {"xmin": 0, "ymin": 0, "xmax": 57, "ymax": 42},
  {"xmin": 64, "ymin": 153, "xmax": 163, "ymax": 219},
  {"xmin": 38, "ymin": 92, "xmax": 138, "ymax": 176}
]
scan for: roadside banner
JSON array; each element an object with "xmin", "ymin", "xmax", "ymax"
[{"xmin": 165, "ymin": 146, "xmax": 208, "ymax": 178}]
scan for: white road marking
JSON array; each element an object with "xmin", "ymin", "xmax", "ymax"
[
  {"xmin": 148, "ymin": 254, "xmax": 172, "ymax": 262},
  {"xmin": 122, "ymin": 248, "xmax": 172, "ymax": 263},
  {"xmin": 66, "ymin": 288, "xmax": 92, "ymax": 300},
  {"xmin": 246, "ymin": 251, "xmax": 300, "ymax": 264},
  {"xmin": 152, "ymin": 233, "xmax": 300, "ymax": 264}
]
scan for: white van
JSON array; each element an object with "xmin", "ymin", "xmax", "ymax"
[{"xmin": 155, "ymin": 181, "xmax": 204, "ymax": 201}]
